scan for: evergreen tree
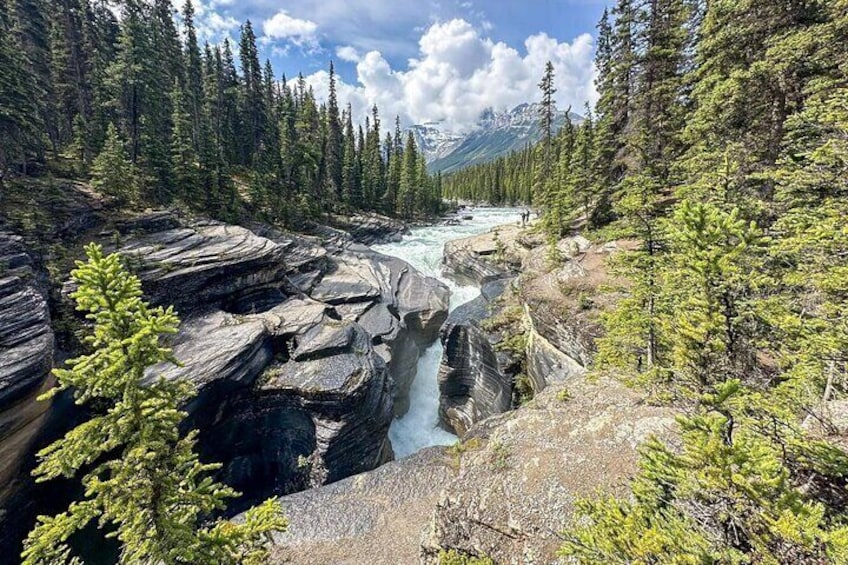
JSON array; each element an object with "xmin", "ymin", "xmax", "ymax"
[
  {"xmin": 90, "ymin": 122, "xmax": 138, "ymax": 203},
  {"xmin": 397, "ymin": 131, "xmax": 418, "ymax": 218},
  {"xmin": 170, "ymin": 83, "xmax": 199, "ymax": 200},
  {"xmin": 341, "ymin": 104, "xmax": 360, "ymax": 207},
  {"xmin": 181, "ymin": 0, "xmax": 204, "ymax": 153},
  {"xmin": 383, "ymin": 117, "xmax": 402, "ymax": 213},
  {"xmin": 0, "ymin": 0, "xmax": 43, "ymax": 176},
  {"xmin": 21, "ymin": 244, "xmax": 287, "ymax": 565},
  {"xmin": 324, "ymin": 61, "xmax": 343, "ymax": 202},
  {"xmin": 535, "ymin": 61, "xmax": 560, "ymax": 240},
  {"xmin": 238, "ymin": 21, "xmax": 264, "ymax": 166}
]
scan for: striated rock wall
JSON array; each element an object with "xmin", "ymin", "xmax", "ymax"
[
  {"xmin": 0, "ymin": 233, "xmax": 58, "ymax": 555},
  {"xmin": 438, "ymin": 284, "xmax": 514, "ymax": 436}
]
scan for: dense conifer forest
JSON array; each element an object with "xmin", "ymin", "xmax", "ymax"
[{"xmin": 0, "ymin": 0, "xmax": 442, "ymax": 223}]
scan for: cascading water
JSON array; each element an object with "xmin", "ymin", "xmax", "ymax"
[{"xmin": 372, "ymin": 207, "xmax": 522, "ymax": 458}]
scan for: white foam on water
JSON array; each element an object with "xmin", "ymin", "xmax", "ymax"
[{"xmin": 373, "ymin": 207, "xmax": 522, "ymax": 458}]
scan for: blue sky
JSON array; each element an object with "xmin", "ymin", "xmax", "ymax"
[{"xmin": 192, "ymin": 0, "xmax": 607, "ymax": 130}]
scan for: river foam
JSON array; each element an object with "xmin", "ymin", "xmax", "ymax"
[{"xmin": 372, "ymin": 207, "xmax": 522, "ymax": 458}]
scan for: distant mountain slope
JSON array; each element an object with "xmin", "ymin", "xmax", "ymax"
[{"xmin": 408, "ymin": 104, "xmax": 581, "ymax": 174}]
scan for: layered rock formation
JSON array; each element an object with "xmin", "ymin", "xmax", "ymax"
[
  {"xmin": 326, "ymin": 212, "xmax": 410, "ymax": 245},
  {"xmin": 438, "ymin": 280, "xmax": 515, "ymax": 436},
  {"xmin": 106, "ymin": 217, "xmax": 449, "ymax": 505},
  {"xmin": 0, "ymin": 233, "xmax": 54, "ymax": 493},
  {"xmin": 0, "ymin": 187, "xmax": 448, "ymax": 555}
]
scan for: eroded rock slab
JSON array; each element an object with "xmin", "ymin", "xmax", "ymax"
[
  {"xmin": 310, "ymin": 246, "xmax": 450, "ymax": 416},
  {"xmin": 266, "ymin": 447, "xmax": 454, "ymax": 565},
  {"xmin": 438, "ymin": 290, "xmax": 513, "ymax": 436},
  {"xmin": 421, "ymin": 377, "xmax": 677, "ymax": 564},
  {"xmin": 262, "ymin": 322, "xmax": 394, "ymax": 484},
  {"xmin": 117, "ymin": 223, "xmax": 289, "ymax": 312}
]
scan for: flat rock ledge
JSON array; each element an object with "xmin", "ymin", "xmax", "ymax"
[
  {"xmin": 421, "ymin": 377, "xmax": 677, "ymax": 564},
  {"xmin": 266, "ymin": 447, "xmax": 455, "ymax": 565}
]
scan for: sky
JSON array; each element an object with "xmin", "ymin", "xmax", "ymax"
[{"xmin": 190, "ymin": 0, "xmax": 608, "ymax": 132}]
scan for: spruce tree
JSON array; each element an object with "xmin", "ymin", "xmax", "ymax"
[
  {"xmin": 238, "ymin": 21, "xmax": 264, "ymax": 167},
  {"xmin": 90, "ymin": 122, "xmax": 138, "ymax": 203},
  {"xmin": 181, "ymin": 0, "xmax": 204, "ymax": 153},
  {"xmin": 341, "ymin": 104, "xmax": 359, "ymax": 208},
  {"xmin": 397, "ymin": 131, "xmax": 418, "ymax": 218},
  {"xmin": 170, "ymin": 83, "xmax": 199, "ymax": 201},
  {"xmin": 324, "ymin": 61, "xmax": 344, "ymax": 203}
]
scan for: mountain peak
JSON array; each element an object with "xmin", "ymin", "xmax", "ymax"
[{"xmin": 408, "ymin": 103, "xmax": 581, "ymax": 173}]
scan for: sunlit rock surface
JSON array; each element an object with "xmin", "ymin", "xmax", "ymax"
[{"xmin": 421, "ymin": 377, "xmax": 676, "ymax": 564}]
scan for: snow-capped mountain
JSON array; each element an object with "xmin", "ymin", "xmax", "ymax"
[
  {"xmin": 408, "ymin": 103, "xmax": 580, "ymax": 174},
  {"xmin": 407, "ymin": 122, "xmax": 465, "ymax": 163}
]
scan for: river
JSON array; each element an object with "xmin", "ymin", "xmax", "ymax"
[{"xmin": 372, "ymin": 207, "xmax": 522, "ymax": 458}]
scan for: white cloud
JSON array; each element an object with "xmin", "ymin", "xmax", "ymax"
[
  {"xmin": 306, "ymin": 19, "xmax": 597, "ymax": 133},
  {"xmin": 262, "ymin": 10, "xmax": 319, "ymax": 46},
  {"xmin": 189, "ymin": 0, "xmax": 239, "ymax": 43},
  {"xmin": 335, "ymin": 45, "xmax": 361, "ymax": 63}
]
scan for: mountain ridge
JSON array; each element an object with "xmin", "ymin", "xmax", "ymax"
[{"xmin": 408, "ymin": 103, "xmax": 581, "ymax": 174}]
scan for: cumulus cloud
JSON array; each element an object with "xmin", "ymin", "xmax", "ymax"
[
  {"xmin": 262, "ymin": 10, "xmax": 319, "ymax": 46},
  {"xmin": 335, "ymin": 45, "xmax": 361, "ymax": 63},
  {"xmin": 190, "ymin": 0, "xmax": 239, "ymax": 42},
  {"xmin": 306, "ymin": 19, "xmax": 597, "ymax": 133}
]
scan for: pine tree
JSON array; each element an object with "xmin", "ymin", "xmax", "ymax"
[
  {"xmin": 534, "ymin": 61, "xmax": 558, "ymax": 238},
  {"xmin": 181, "ymin": 0, "xmax": 204, "ymax": 153},
  {"xmin": 384, "ymin": 117, "xmax": 402, "ymax": 213},
  {"xmin": 238, "ymin": 20, "xmax": 264, "ymax": 167},
  {"xmin": 21, "ymin": 244, "xmax": 287, "ymax": 565},
  {"xmin": 397, "ymin": 131, "xmax": 418, "ymax": 218}
]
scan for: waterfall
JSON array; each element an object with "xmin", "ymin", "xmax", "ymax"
[{"xmin": 372, "ymin": 208, "xmax": 522, "ymax": 458}]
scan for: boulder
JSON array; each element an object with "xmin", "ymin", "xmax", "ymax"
[
  {"xmin": 421, "ymin": 377, "xmax": 677, "ymax": 564},
  {"xmin": 309, "ymin": 246, "xmax": 450, "ymax": 416},
  {"xmin": 261, "ymin": 322, "xmax": 394, "ymax": 484},
  {"xmin": 525, "ymin": 307, "xmax": 587, "ymax": 391},
  {"xmin": 310, "ymin": 254, "xmax": 383, "ymax": 305},
  {"xmin": 265, "ymin": 446, "xmax": 454, "ymax": 565},
  {"xmin": 149, "ymin": 310, "xmax": 272, "ymax": 391},
  {"xmin": 396, "ymin": 266, "xmax": 451, "ymax": 345},
  {"xmin": 150, "ymin": 312, "xmax": 395, "ymax": 506},
  {"xmin": 443, "ymin": 240, "xmax": 508, "ymax": 287}
]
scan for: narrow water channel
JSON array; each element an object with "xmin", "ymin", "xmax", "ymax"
[{"xmin": 372, "ymin": 207, "xmax": 522, "ymax": 458}]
